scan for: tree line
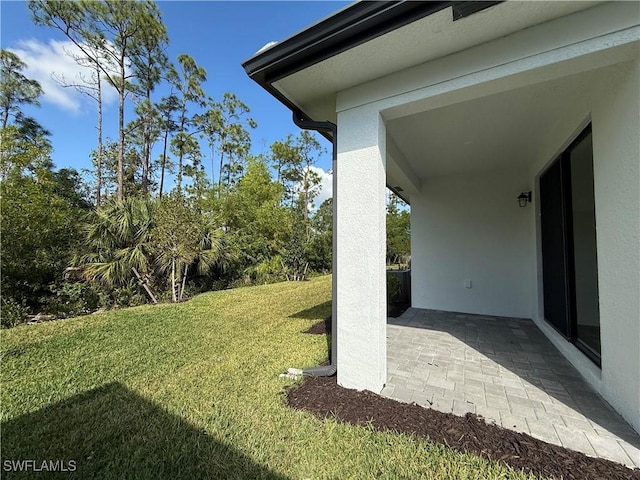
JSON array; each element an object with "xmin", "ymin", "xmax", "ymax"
[{"xmin": 0, "ymin": 0, "xmax": 410, "ymax": 328}]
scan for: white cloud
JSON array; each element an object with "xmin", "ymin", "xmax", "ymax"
[
  {"xmin": 309, "ymin": 166, "xmax": 332, "ymax": 210},
  {"xmin": 9, "ymin": 39, "xmax": 120, "ymax": 113},
  {"xmin": 293, "ymin": 165, "xmax": 332, "ymax": 211}
]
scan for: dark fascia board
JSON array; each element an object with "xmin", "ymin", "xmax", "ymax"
[{"xmin": 452, "ymin": 1, "xmax": 502, "ymax": 21}]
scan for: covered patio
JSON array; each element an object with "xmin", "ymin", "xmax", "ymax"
[
  {"xmin": 244, "ymin": 1, "xmax": 640, "ymax": 468},
  {"xmin": 384, "ymin": 309, "xmax": 640, "ymax": 467}
]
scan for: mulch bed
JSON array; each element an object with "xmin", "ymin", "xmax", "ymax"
[{"xmin": 286, "ymin": 376, "xmax": 639, "ymax": 480}]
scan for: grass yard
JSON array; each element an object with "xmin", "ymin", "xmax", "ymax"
[{"xmin": 1, "ymin": 275, "xmax": 540, "ymax": 479}]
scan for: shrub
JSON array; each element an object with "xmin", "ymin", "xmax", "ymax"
[
  {"xmin": 110, "ymin": 283, "xmax": 148, "ymax": 309},
  {"xmin": 244, "ymin": 256, "xmax": 286, "ymax": 285},
  {"xmin": 387, "ymin": 273, "xmax": 403, "ymax": 304},
  {"xmin": 1, "ymin": 297, "xmax": 29, "ymax": 328},
  {"xmin": 47, "ymin": 282, "xmax": 100, "ymax": 318},
  {"xmin": 84, "ymin": 281, "xmax": 148, "ymax": 310}
]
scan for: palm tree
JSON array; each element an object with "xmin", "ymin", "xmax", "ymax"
[
  {"xmin": 75, "ymin": 197, "xmax": 156, "ymax": 301},
  {"xmin": 77, "ymin": 195, "xmax": 235, "ymax": 304}
]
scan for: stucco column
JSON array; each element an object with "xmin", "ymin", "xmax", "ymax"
[{"xmin": 335, "ymin": 106, "xmax": 387, "ymax": 392}]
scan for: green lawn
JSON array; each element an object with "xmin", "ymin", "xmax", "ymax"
[{"xmin": 1, "ymin": 276, "xmax": 538, "ymax": 479}]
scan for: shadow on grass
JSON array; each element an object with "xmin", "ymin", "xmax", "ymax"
[
  {"xmin": 290, "ymin": 300, "xmax": 408, "ymax": 321},
  {"xmin": 290, "ymin": 302, "xmax": 332, "ymax": 364},
  {"xmin": 288, "ymin": 301, "xmax": 331, "ymax": 320},
  {"xmin": 1, "ymin": 383, "xmax": 288, "ymax": 479}
]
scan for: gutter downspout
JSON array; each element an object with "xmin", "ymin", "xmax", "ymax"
[{"xmin": 292, "ymin": 110, "xmax": 337, "ymax": 377}]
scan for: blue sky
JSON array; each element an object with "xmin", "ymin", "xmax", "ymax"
[{"xmin": 0, "ymin": 1, "xmax": 348, "ymax": 200}]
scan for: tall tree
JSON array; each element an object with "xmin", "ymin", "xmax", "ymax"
[
  {"xmin": 270, "ymin": 131, "xmax": 324, "ymax": 217},
  {"xmin": 52, "ymin": 45, "xmax": 112, "ymax": 206},
  {"xmin": 269, "ymin": 134, "xmax": 300, "ymax": 206},
  {"xmin": 129, "ymin": 8, "xmax": 169, "ymax": 193},
  {"xmin": 156, "ymin": 93, "xmax": 179, "ymax": 197},
  {"xmin": 270, "ymin": 134, "xmax": 296, "ymax": 186},
  {"xmin": 97, "ymin": 138, "xmax": 146, "ymax": 199},
  {"xmin": 0, "ymin": 49, "xmax": 43, "ymax": 129},
  {"xmin": 296, "ymin": 130, "xmax": 324, "ymax": 228},
  {"xmin": 167, "ymin": 54, "xmax": 206, "ymax": 193},
  {"xmin": 197, "ymin": 93, "xmax": 256, "ymax": 194},
  {"xmin": 30, "ymin": 0, "xmax": 167, "ymax": 201},
  {"xmin": 127, "ymin": 101, "xmax": 161, "ymax": 194},
  {"xmin": 0, "ymin": 51, "xmax": 49, "ymax": 181}
]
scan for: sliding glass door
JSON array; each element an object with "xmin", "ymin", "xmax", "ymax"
[{"xmin": 540, "ymin": 125, "xmax": 601, "ymax": 365}]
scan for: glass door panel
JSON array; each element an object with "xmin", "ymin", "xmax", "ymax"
[
  {"xmin": 540, "ymin": 160, "xmax": 570, "ymax": 338},
  {"xmin": 569, "ymin": 131, "xmax": 601, "ymax": 359}
]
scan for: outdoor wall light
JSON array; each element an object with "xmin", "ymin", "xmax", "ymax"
[{"xmin": 517, "ymin": 191, "xmax": 532, "ymax": 207}]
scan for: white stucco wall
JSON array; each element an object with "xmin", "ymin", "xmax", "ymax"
[
  {"xmin": 411, "ymin": 169, "xmax": 534, "ymax": 318},
  {"xmin": 335, "ymin": 106, "xmax": 387, "ymax": 393},
  {"xmin": 590, "ymin": 60, "xmax": 639, "ymax": 432}
]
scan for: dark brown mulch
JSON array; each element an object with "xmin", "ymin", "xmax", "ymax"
[{"xmin": 286, "ymin": 376, "xmax": 640, "ymax": 480}]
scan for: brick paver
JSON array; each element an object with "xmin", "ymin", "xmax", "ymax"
[{"xmin": 384, "ymin": 308, "xmax": 640, "ymax": 468}]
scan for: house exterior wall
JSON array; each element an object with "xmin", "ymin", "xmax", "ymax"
[
  {"xmin": 590, "ymin": 59, "xmax": 640, "ymax": 433},
  {"xmin": 411, "ymin": 168, "xmax": 533, "ymax": 318}
]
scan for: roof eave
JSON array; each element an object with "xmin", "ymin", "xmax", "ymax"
[
  {"xmin": 242, "ymin": 1, "xmax": 453, "ymax": 86},
  {"xmin": 242, "ymin": 1, "xmax": 454, "ymax": 141},
  {"xmin": 242, "ymin": 1, "xmax": 501, "ymax": 125},
  {"xmin": 242, "ymin": 0, "xmax": 502, "ymax": 202}
]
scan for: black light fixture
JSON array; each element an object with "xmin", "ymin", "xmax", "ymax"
[{"xmin": 517, "ymin": 191, "xmax": 532, "ymax": 207}]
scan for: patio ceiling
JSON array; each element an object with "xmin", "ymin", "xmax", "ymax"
[
  {"xmin": 383, "ymin": 63, "xmax": 616, "ymax": 200},
  {"xmin": 386, "ymin": 68, "xmax": 592, "ymax": 181}
]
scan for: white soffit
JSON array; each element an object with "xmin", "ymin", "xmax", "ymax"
[
  {"xmin": 384, "ymin": 65, "xmax": 602, "ymax": 180},
  {"xmin": 272, "ymin": 1, "xmax": 600, "ymax": 123}
]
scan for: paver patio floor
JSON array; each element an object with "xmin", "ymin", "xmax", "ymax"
[{"xmin": 382, "ymin": 308, "xmax": 640, "ymax": 468}]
